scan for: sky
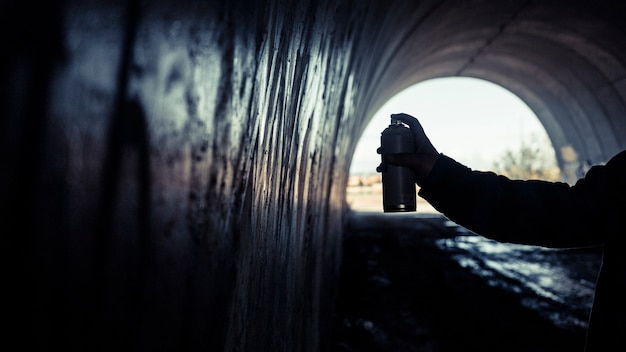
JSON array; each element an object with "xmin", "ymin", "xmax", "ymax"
[{"xmin": 349, "ymin": 77, "xmax": 553, "ymax": 175}]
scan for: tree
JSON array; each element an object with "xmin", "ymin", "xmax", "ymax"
[{"xmin": 493, "ymin": 134, "xmax": 561, "ymax": 181}]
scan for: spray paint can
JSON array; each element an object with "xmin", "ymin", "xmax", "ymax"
[{"xmin": 376, "ymin": 117, "xmax": 416, "ymax": 212}]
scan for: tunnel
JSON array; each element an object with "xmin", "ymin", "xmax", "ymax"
[{"xmin": 2, "ymin": 0, "xmax": 625, "ymax": 351}]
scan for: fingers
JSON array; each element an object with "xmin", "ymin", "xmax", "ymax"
[
  {"xmin": 387, "ymin": 151, "xmax": 438, "ymax": 185},
  {"xmin": 391, "ymin": 113, "xmax": 426, "ymax": 141},
  {"xmin": 391, "ymin": 113, "xmax": 434, "ymax": 152},
  {"xmin": 386, "ymin": 152, "xmax": 421, "ymax": 183},
  {"xmin": 391, "ymin": 113, "xmax": 421, "ymax": 133},
  {"xmin": 386, "ymin": 153, "xmax": 416, "ymax": 167}
]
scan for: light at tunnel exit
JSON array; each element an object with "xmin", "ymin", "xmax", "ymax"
[{"xmin": 348, "ymin": 77, "xmax": 557, "ymax": 213}]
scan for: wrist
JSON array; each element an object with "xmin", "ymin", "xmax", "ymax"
[{"xmin": 414, "ymin": 152, "xmax": 440, "ymax": 186}]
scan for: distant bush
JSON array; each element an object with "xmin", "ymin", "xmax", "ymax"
[{"xmin": 493, "ymin": 133, "xmax": 561, "ymax": 181}]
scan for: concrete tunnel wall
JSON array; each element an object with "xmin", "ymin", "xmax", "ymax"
[{"xmin": 1, "ymin": 0, "xmax": 625, "ymax": 351}]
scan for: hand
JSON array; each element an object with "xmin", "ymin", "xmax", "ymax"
[{"xmin": 385, "ymin": 113, "xmax": 439, "ymax": 185}]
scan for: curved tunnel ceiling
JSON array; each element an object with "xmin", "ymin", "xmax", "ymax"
[{"xmin": 364, "ymin": 1, "xmax": 626, "ymax": 181}]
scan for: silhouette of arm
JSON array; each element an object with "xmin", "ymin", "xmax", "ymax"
[{"xmin": 418, "ymin": 152, "xmax": 625, "ymax": 248}]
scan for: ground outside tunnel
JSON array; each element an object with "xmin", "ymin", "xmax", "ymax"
[{"xmin": 332, "ymin": 211, "xmax": 603, "ymax": 352}]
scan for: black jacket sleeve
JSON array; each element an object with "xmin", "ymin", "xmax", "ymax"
[{"xmin": 418, "ymin": 151, "xmax": 626, "ymax": 248}]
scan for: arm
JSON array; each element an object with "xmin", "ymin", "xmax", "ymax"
[{"xmin": 418, "ymin": 154, "xmax": 615, "ymax": 248}]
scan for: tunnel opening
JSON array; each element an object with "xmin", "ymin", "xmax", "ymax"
[{"xmin": 347, "ymin": 77, "xmax": 558, "ymax": 213}]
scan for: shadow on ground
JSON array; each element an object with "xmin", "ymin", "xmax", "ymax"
[{"xmin": 332, "ymin": 211, "xmax": 602, "ymax": 352}]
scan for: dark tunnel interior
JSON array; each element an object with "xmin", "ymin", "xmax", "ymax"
[{"xmin": 2, "ymin": 0, "xmax": 625, "ymax": 351}]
